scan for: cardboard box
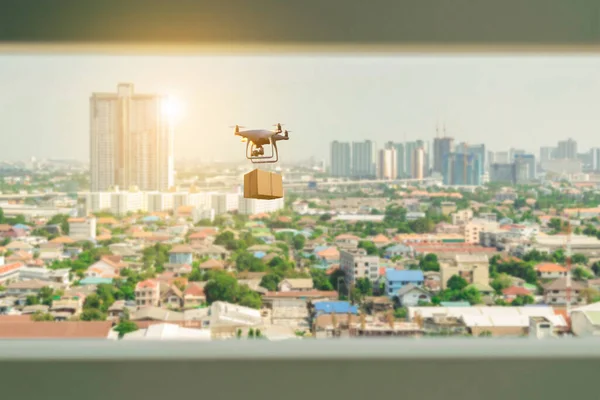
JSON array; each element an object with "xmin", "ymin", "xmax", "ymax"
[{"xmin": 244, "ymin": 169, "xmax": 284, "ymax": 200}]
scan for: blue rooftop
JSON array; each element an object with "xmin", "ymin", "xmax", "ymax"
[
  {"xmin": 314, "ymin": 301, "xmax": 359, "ymax": 315},
  {"xmin": 142, "ymin": 216, "xmax": 160, "ymax": 222},
  {"xmin": 253, "ymin": 251, "xmax": 266, "ymax": 259},
  {"xmin": 79, "ymin": 277, "xmax": 114, "ymax": 285},
  {"xmin": 385, "ymin": 269, "xmax": 424, "ymax": 282},
  {"xmin": 13, "ymin": 224, "xmax": 31, "ymax": 230}
]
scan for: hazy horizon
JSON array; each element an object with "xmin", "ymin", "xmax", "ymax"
[{"xmin": 1, "ymin": 53, "xmax": 600, "ymax": 164}]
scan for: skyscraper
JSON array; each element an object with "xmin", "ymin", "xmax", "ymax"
[
  {"xmin": 433, "ymin": 137, "xmax": 454, "ymax": 174},
  {"xmin": 330, "ymin": 141, "xmax": 351, "ymax": 177},
  {"xmin": 442, "ymin": 152, "xmax": 481, "ymax": 186},
  {"xmin": 393, "ymin": 142, "xmax": 406, "ymax": 178},
  {"xmin": 540, "ymin": 146, "xmax": 556, "ymax": 163},
  {"xmin": 557, "ymin": 138, "xmax": 577, "ymax": 159},
  {"xmin": 490, "ymin": 163, "xmax": 517, "ymax": 185},
  {"xmin": 378, "ymin": 143, "xmax": 397, "ymax": 180},
  {"xmin": 404, "ymin": 141, "xmax": 418, "ymax": 178},
  {"xmin": 412, "ymin": 147, "xmax": 425, "ymax": 180},
  {"xmin": 467, "ymin": 144, "xmax": 486, "ymax": 175},
  {"xmin": 352, "ymin": 140, "xmax": 377, "ymax": 179},
  {"xmin": 590, "ymin": 148, "xmax": 600, "ymax": 171},
  {"xmin": 90, "ymin": 83, "xmax": 174, "ymax": 192},
  {"xmin": 514, "ymin": 154, "xmax": 536, "ymax": 180}
]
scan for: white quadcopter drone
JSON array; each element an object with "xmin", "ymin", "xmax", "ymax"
[{"xmin": 231, "ymin": 123, "xmax": 290, "ymax": 164}]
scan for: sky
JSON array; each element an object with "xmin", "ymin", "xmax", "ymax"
[{"xmin": 0, "ymin": 53, "xmax": 600, "ymax": 164}]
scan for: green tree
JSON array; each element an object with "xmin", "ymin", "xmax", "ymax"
[
  {"xmin": 235, "ymin": 252, "xmax": 265, "ymax": 272},
  {"xmin": 80, "ymin": 308, "xmax": 106, "ymax": 321},
  {"xmin": 260, "ymin": 273, "xmax": 282, "ymax": 292},
  {"xmin": 188, "ymin": 267, "xmax": 203, "ymax": 282},
  {"xmin": 447, "ymin": 275, "xmax": 468, "ymax": 291},
  {"xmin": 25, "ymin": 295, "xmax": 40, "ymax": 306},
  {"xmin": 355, "ymin": 277, "xmax": 373, "ymax": 296},
  {"xmin": 204, "ymin": 273, "xmax": 239, "ymax": 304},
  {"xmin": 31, "ymin": 312, "xmax": 54, "ymax": 321},
  {"xmin": 248, "ymin": 328, "xmax": 255, "ymax": 338},
  {"xmin": 510, "ymin": 294, "xmax": 534, "ymax": 306},
  {"xmin": 310, "ymin": 269, "xmax": 334, "ymax": 291},
  {"xmin": 292, "ymin": 234, "xmax": 306, "ymax": 251},
  {"xmin": 0, "ymin": 207, "xmax": 4, "ymax": 223},
  {"xmin": 490, "ymin": 273, "xmax": 513, "ymax": 294},
  {"xmin": 419, "ymin": 253, "xmax": 440, "ymax": 272},
  {"xmin": 358, "ymin": 241, "xmax": 378, "ymax": 255},
  {"xmin": 573, "ymin": 266, "xmax": 593, "ymax": 280},
  {"xmin": 114, "ymin": 321, "xmax": 139, "ymax": 339},
  {"xmin": 237, "ymin": 285, "xmax": 262, "ymax": 309}
]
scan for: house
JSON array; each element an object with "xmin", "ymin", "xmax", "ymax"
[
  {"xmin": 439, "ymin": 254, "xmax": 490, "ymax": 290},
  {"xmin": 107, "ymin": 300, "xmax": 137, "ymax": 320},
  {"xmin": 85, "ymin": 255, "xmax": 127, "ymax": 279},
  {"xmin": 0, "ymin": 224, "xmax": 23, "ymax": 239},
  {"xmin": 543, "ymin": 278, "xmax": 588, "ymax": 306},
  {"xmin": 394, "ymin": 284, "xmax": 432, "ymax": 306},
  {"xmin": 371, "ymin": 234, "xmax": 390, "ymax": 248},
  {"xmin": 161, "ymin": 284, "xmax": 184, "ymax": 309},
  {"xmin": 535, "ymin": 263, "xmax": 568, "ymax": 279},
  {"xmin": 168, "ymin": 245, "xmax": 194, "ymax": 265},
  {"xmin": 261, "ymin": 291, "xmax": 338, "ymax": 308},
  {"xmin": 199, "ymin": 259, "xmax": 226, "ymax": 271},
  {"xmin": 277, "ymin": 278, "xmax": 314, "ymax": 292},
  {"xmin": 384, "ymin": 244, "xmax": 412, "ymax": 259},
  {"xmin": 135, "ymin": 279, "xmax": 160, "ymax": 307},
  {"xmin": 384, "ymin": 269, "xmax": 425, "ymax": 298},
  {"xmin": 0, "ymin": 262, "xmax": 24, "ymax": 285},
  {"xmin": 312, "ymin": 301, "xmax": 359, "ymax": 316},
  {"xmin": 334, "ymin": 234, "xmax": 360, "ymax": 249},
  {"xmin": 184, "ymin": 282, "xmax": 206, "ymax": 309},
  {"xmin": 5, "ymin": 279, "xmax": 63, "ymax": 297},
  {"xmin": 315, "ymin": 247, "xmax": 340, "ymax": 264},
  {"xmin": 5, "ymin": 241, "xmax": 33, "ymax": 254},
  {"xmin": 502, "ymin": 286, "xmax": 534, "ymax": 302},
  {"xmin": 196, "ymin": 244, "xmax": 229, "ymax": 260},
  {"xmin": 188, "ymin": 231, "xmax": 212, "ymax": 247},
  {"xmin": 50, "ymin": 296, "xmax": 84, "ymax": 319}
]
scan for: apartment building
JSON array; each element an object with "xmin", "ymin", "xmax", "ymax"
[
  {"xmin": 451, "ymin": 209, "xmax": 473, "ymax": 225},
  {"xmin": 90, "ymin": 83, "xmax": 174, "ymax": 192},
  {"xmin": 135, "ymin": 279, "xmax": 160, "ymax": 307},
  {"xmin": 238, "ymin": 196, "xmax": 285, "ymax": 215},
  {"xmin": 464, "ymin": 219, "xmax": 500, "ymax": 244},
  {"xmin": 439, "ymin": 254, "xmax": 490, "ymax": 290},
  {"xmin": 340, "ymin": 248, "xmax": 380, "ymax": 285},
  {"xmin": 68, "ymin": 217, "xmax": 97, "ymax": 242}
]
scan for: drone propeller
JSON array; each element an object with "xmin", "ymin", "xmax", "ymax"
[{"xmin": 228, "ymin": 125, "xmax": 246, "ymax": 129}]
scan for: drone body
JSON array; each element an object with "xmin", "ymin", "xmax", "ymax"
[{"xmin": 232, "ymin": 123, "xmax": 291, "ymax": 163}]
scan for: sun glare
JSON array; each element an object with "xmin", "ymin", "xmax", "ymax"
[{"xmin": 161, "ymin": 96, "xmax": 184, "ymax": 123}]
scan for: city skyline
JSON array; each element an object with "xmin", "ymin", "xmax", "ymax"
[{"xmin": 3, "ymin": 54, "xmax": 600, "ymax": 163}]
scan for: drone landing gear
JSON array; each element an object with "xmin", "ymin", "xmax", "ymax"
[{"xmin": 246, "ymin": 138, "xmax": 279, "ymax": 164}]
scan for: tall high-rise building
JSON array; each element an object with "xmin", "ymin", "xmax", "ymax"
[
  {"xmin": 493, "ymin": 151, "xmax": 510, "ymax": 164},
  {"xmin": 405, "ymin": 141, "xmax": 418, "ymax": 177},
  {"xmin": 509, "ymin": 148, "xmax": 526, "ymax": 161},
  {"xmin": 540, "ymin": 146, "xmax": 556, "ymax": 163},
  {"xmin": 411, "ymin": 147, "xmax": 425, "ymax": 180},
  {"xmin": 330, "ymin": 141, "xmax": 351, "ymax": 177},
  {"xmin": 378, "ymin": 143, "xmax": 397, "ymax": 180},
  {"xmin": 393, "ymin": 142, "xmax": 406, "ymax": 178},
  {"xmin": 514, "ymin": 154, "xmax": 536, "ymax": 180},
  {"xmin": 557, "ymin": 138, "xmax": 577, "ymax": 159},
  {"xmin": 442, "ymin": 153, "xmax": 481, "ymax": 186},
  {"xmin": 90, "ymin": 83, "xmax": 174, "ymax": 192},
  {"xmin": 467, "ymin": 144, "xmax": 486, "ymax": 175},
  {"xmin": 590, "ymin": 148, "xmax": 600, "ymax": 171},
  {"xmin": 433, "ymin": 137, "xmax": 454, "ymax": 174},
  {"xmin": 490, "ymin": 163, "xmax": 517, "ymax": 185},
  {"xmin": 352, "ymin": 140, "xmax": 377, "ymax": 179}
]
